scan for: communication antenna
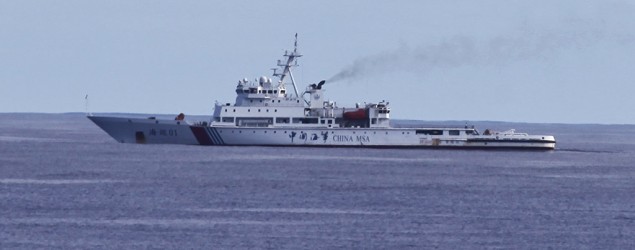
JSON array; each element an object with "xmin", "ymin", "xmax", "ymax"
[
  {"xmin": 85, "ymin": 94, "xmax": 92, "ymax": 116},
  {"xmin": 273, "ymin": 33, "xmax": 302, "ymax": 97}
]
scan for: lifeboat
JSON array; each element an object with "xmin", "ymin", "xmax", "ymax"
[{"xmin": 343, "ymin": 109, "xmax": 367, "ymax": 120}]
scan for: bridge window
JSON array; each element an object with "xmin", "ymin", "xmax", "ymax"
[
  {"xmin": 466, "ymin": 130, "xmax": 479, "ymax": 135},
  {"xmin": 301, "ymin": 118, "xmax": 318, "ymax": 124},
  {"xmin": 449, "ymin": 130, "xmax": 460, "ymax": 136},
  {"xmin": 416, "ymin": 129, "xmax": 443, "ymax": 135}
]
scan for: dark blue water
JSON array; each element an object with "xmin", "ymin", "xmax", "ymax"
[{"xmin": 1, "ymin": 113, "xmax": 634, "ymax": 249}]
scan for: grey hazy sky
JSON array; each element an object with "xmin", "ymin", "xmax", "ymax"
[{"xmin": 1, "ymin": 0, "xmax": 634, "ymax": 124}]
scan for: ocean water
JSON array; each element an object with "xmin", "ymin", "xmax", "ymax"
[{"xmin": 1, "ymin": 113, "xmax": 634, "ymax": 249}]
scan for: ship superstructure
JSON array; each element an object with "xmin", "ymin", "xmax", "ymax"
[{"xmin": 211, "ymin": 34, "xmax": 390, "ymax": 130}]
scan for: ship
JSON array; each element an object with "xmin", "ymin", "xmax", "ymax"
[{"xmin": 89, "ymin": 35, "xmax": 556, "ymax": 150}]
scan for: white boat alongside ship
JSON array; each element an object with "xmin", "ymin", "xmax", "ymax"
[{"xmin": 89, "ymin": 36, "xmax": 556, "ymax": 150}]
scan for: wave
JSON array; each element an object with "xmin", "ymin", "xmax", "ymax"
[
  {"xmin": 2, "ymin": 217, "xmax": 313, "ymax": 227},
  {"xmin": 186, "ymin": 207, "xmax": 386, "ymax": 215},
  {"xmin": 0, "ymin": 136, "xmax": 70, "ymax": 143},
  {"xmin": 556, "ymin": 148, "xmax": 619, "ymax": 154},
  {"xmin": 0, "ymin": 179, "xmax": 125, "ymax": 185}
]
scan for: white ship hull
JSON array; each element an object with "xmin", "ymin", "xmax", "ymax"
[{"xmin": 89, "ymin": 116, "xmax": 556, "ymax": 150}]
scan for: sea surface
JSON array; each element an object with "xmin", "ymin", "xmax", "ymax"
[{"xmin": 1, "ymin": 113, "xmax": 634, "ymax": 249}]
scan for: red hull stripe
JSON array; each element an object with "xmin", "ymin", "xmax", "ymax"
[{"xmin": 190, "ymin": 126, "xmax": 214, "ymax": 145}]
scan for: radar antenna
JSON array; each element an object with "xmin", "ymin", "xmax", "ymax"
[{"xmin": 272, "ymin": 33, "xmax": 302, "ymax": 97}]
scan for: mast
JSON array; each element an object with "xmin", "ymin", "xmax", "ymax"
[{"xmin": 273, "ymin": 33, "xmax": 302, "ymax": 97}]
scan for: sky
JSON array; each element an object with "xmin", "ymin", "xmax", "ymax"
[{"xmin": 1, "ymin": 0, "xmax": 634, "ymax": 124}]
